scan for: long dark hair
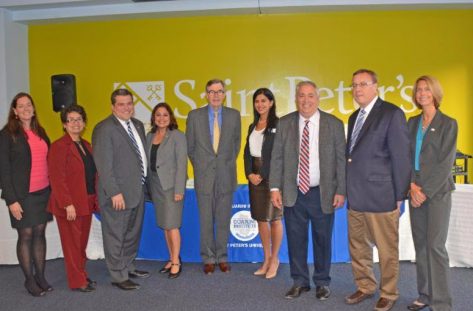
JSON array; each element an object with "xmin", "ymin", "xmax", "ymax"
[
  {"xmin": 252, "ymin": 88, "xmax": 278, "ymax": 134},
  {"xmin": 3, "ymin": 92, "xmax": 47, "ymax": 141},
  {"xmin": 150, "ymin": 102, "xmax": 178, "ymax": 133}
]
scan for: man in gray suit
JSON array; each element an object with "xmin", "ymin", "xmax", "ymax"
[
  {"xmin": 269, "ymin": 81, "xmax": 346, "ymax": 300},
  {"xmin": 344, "ymin": 69, "xmax": 410, "ymax": 311},
  {"xmin": 92, "ymin": 89, "xmax": 150, "ymax": 290},
  {"xmin": 186, "ymin": 79, "xmax": 241, "ymax": 274}
]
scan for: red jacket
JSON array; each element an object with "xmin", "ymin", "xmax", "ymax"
[{"xmin": 48, "ymin": 134, "xmax": 97, "ymax": 217}]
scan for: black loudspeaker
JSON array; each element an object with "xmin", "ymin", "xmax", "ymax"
[{"xmin": 51, "ymin": 74, "xmax": 77, "ymax": 112}]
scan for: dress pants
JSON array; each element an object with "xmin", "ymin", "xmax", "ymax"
[
  {"xmin": 100, "ymin": 192, "xmax": 145, "ymax": 283},
  {"xmin": 410, "ymin": 191, "xmax": 452, "ymax": 311},
  {"xmin": 56, "ymin": 214, "xmax": 92, "ymax": 289},
  {"xmin": 284, "ymin": 187, "xmax": 334, "ymax": 287},
  {"xmin": 348, "ymin": 208, "xmax": 399, "ymax": 300},
  {"xmin": 196, "ymin": 182, "xmax": 233, "ymax": 264}
]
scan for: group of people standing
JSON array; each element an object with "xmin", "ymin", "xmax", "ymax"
[{"xmin": 0, "ymin": 71, "xmax": 457, "ymax": 311}]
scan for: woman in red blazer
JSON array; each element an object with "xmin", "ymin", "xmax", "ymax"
[{"xmin": 48, "ymin": 105, "xmax": 98, "ymax": 292}]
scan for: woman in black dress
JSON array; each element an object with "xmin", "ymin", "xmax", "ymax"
[
  {"xmin": 244, "ymin": 88, "xmax": 282, "ymax": 279},
  {"xmin": 0, "ymin": 92, "xmax": 52, "ymax": 296}
]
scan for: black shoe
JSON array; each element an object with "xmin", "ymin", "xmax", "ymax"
[
  {"xmin": 34, "ymin": 274, "xmax": 53, "ymax": 292},
  {"xmin": 73, "ymin": 284, "xmax": 95, "ymax": 293},
  {"xmin": 24, "ymin": 278, "xmax": 46, "ymax": 297},
  {"xmin": 111, "ymin": 279, "xmax": 140, "ymax": 290},
  {"xmin": 86, "ymin": 278, "xmax": 97, "ymax": 287},
  {"xmin": 168, "ymin": 263, "xmax": 182, "ymax": 279},
  {"xmin": 315, "ymin": 286, "xmax": 331, "ymax": 300},
  {"xmin": 159, "ymin": 262, "xmax": 172, "ymax": 274},
  {"xmin": 284, "ymin": 285, "xmax": 310, "ymax": 299},
  {"xmin": 128, "ymin": 270, "xmax": 150, "ymax": 278},
  {"xmin": 407, "ymin": 302, "xmax": 429, "ymax": 311}
]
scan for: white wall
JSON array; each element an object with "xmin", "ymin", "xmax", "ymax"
[{"xmin": 0, "ymin": 8, "xmax": 29, "ymax": 128}]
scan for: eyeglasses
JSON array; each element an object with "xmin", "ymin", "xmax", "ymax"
[
  {"xmin": 350, "ymin": 82, "xmax": 375, "ymax": 89},
  {"xmin": 66, "ymin": 117, "xmax": 84, "ymax": 123},
  {"xmin": 207, "ymin": 90, "xmax": 225, "ymax": 96}
]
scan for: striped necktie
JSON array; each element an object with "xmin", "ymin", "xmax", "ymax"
[
  {"xmin": 126, "ymin": 121, "xmax": 146, "ymax": 185},
  {"xmin": 298, "ymin": 120, "xmax": 310, "ymax": 194},
  {"xmin": 349, "ymin": 109, "xmax": 366, "ymax": 154}
]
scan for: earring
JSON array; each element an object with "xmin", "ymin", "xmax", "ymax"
[{"xmin": 15, "ymin": 114, "xmax": 19, "ymax": 119}]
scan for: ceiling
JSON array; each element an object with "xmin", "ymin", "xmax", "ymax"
[{"xmin": 1, "ymin": 0, "xmax": 473, "ymax": 24}]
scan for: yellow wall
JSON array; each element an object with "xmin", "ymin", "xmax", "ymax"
[{"xmin": 29, "ymin": 10, "xmax": 473, "ymax": 183}]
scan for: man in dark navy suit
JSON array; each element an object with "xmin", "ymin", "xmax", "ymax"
[{"xmin": 344, "ymin": 69, "xmax": 411, "ymax": 311}]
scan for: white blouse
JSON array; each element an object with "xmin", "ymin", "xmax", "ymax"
[{"xmin": 249, "ymin": 127, "xmax": 265, "ymax": 157}]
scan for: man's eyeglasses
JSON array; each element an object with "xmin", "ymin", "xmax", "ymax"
[
  {"xmin": 207, "ymin": 90, "xmax": 225, "ymax": 96},
  {"xmin": 350, "ymin": 82, "xmax": 375, "ymax": 89}
]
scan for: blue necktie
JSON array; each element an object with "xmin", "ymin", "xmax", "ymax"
[
  {"xmin": 126, "ymin": 121, "xmax": 146, "ymax": 185},
  {"xmin": 349, "ymin": 109, "xmax": 366, "ymax": 154}
]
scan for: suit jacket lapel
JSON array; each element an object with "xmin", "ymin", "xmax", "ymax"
[
  {"xmin": 421, "ymin": 110, "xmax": 442, "ymax": 153},
  {"xmin": 292, "ymin": 113, "xmax": 300, "ymax": 158},
  {"xmin": 318, "ymin": 111, "xmax": 329, "ymax": 147},
  {"xmin": 111, "ymin": 115, "xmax": 140, "ymax": 160},
  {"xmin": 352, "ymin": 98, "xmax": 382, "ymax": 152},
  {"xmin": 201, "ymin": 107, "xmax": 214, "ymax": 153}
]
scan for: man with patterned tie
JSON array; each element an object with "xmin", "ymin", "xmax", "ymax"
[
  {"xmin": 344, "ymin": 69, "xmax": 410, "ymax": 311},
  {"xmin": 186, "ymin": 79, "xmax": 241, "ymax": 274},
  {"xmin": 269, "ymin": 81, "xmax": 346, "ymax": 301},
  {"xmin": 92, "ymin": 88, "xmax": 150, "ymax": 290}
]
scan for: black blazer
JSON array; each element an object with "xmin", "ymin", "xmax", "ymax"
[
  {"xmin": 0, "ymin": 128, "xmax": 50, "ymax": 206},
  {"xmin": 243, "ymin": 119, "xmax": 279, "ymax": 181}
]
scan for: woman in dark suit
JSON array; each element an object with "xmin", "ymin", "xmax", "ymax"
[
  {"xmin": 146, "ymin": 102, "xmax": 187, "ymax": 279},
  {"xmin": 0, "ymin": 92, "xmax": 52, "ymax": 297},
  {"xmin": 244, "ymin": 88, "xmax": 282, "ymax": 279},
  {"xmin": 407, "ymin": 76, "xmax": 458, "ymax": 311},
  {"xmin": 48, "ymin": 105, "xmax": 98, "ymax": 292}
]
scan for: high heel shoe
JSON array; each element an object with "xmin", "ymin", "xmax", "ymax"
[
  {"xmin": 24, "ymin": 278, "xmax": 46, "ymax": 297},
  {"xmin": 159, "ymin": 261, "xmax": 172, "ymax": 274},
  {"xmin": 253, "ymin": 264, "xmax": 269, "ymax": 276},
  {"xmin": 265, "ymin": 259, "xmax": 279, "ymax": 279},
  {"xmin": 168, "ymin": 263, "xmax": 182, "ymax": 279},
  {"xmin": 34, "ymin": 274, "xmax": 53, "ymax": 292}
]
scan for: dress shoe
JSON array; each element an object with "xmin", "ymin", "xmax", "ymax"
[
  {"xmin": 218, "ymin": 262, "xmax": 231, "ymax": 273},
  {"xmin": 24, "ymin": 278, "xmax": 46, "ymax": 297},
  {"xmin": 284, "ymin": 285, "xmax": 310, "ymax": 299},
  {"xmin": 34, "ymin": 274, "xmax": 53, "ymax": 292},
  {"xmin": 168, "ymin": 263, "xmax": 182, "ymax": 279},
  {"xmin": 374, "ymin": 297, "xmax": 396, "ymax": 311},
  {"xmin": 253, "ymin": 264, "xmax": 269, "ymax": 276},
  {"xmin": 86, "ymin": 278, "xmax": 97, "ymax": 287},
  {"xmin": 407, "ymin": 301, "xmax": 428, "ymax": 311},
  {"xmin": 73, "ymin": 284, "xmax": 95, "ymax": 293},
  {"xmin": 159, "ymin": 262, "xmax": 172, "ymax": 274},
  {"xmin": 111, "ymin": 279, "xmax": 140, "ymax": 290},
  {"xmin": 128, "ymin": 269, "xmax": 150, "ymax": 278},
  {"xmin": 203, "ymin": 263, "xmax": 215, "ymax": 275},
  {"xmin": 315, "ymin": 285, "xmax": 331, "ymax": 300},
  {"xmin": 345, "ymin": 290, "xmax": 374, "ymax": 304},
  {"xmin": 265, "ymin": 259, "xmax": 279, "ymax": 279}
]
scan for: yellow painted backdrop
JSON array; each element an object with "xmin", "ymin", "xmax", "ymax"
[{"xmin": 29, "ymin": 10, "xmax": 473, "ymax": 183}]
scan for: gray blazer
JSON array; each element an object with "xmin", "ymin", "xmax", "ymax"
[
  {"xmin": 269, "ymin": 110, "xmax": 346, "ymax": 214},
  {"xmin": 92, "ymin": 115, "xmax": 146, "ymax": 208},
  {"xmin": 186, "ymin": 105, "xmax": 241, "ymax": 195},
  {"xmin": 407, "ymin": 110, "xmax": 457, "ymax": 198},
  {"xmin": 146, "ymin": 129, "xmax": 188, "ymax": 195}
]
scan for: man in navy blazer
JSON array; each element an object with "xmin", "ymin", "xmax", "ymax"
[{"xmin": 344, "ymin": 69, "xmax": 411, "ymax": 311}]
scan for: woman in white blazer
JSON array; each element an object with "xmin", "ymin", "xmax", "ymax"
[{"xmin": 146, "ymin": 102, "xmax": 187, "ymax": 279}]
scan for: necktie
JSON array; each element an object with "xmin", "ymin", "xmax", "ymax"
[
  {"xmin": 213, "ymin": 111, "xmax": 220, "ymax": 153},
  {"xmin": 298, "ymin": 120, "xmax": 310, "ymax": 194},
  {"xmin": 349, "ymin": 109, "xmax": 366, "ymax": 154},
  {"xmin": 126, "ymin": 121, "xmax": 146, "ymax": 184}
]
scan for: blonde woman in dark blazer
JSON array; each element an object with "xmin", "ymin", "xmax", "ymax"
[
  {"xmin": 146, "ymin": 102, "xmax": 187, "ymax": 279},
  {"xmin": 243, "ymin": 88, "xmax": 282, "ymax": 279},
  {"xmin": 407, "ymin": 76, "xmax": 458, "ymax": 311}
]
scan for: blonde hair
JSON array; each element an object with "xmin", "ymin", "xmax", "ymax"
[{"xmin": 412, "ymin": 75, "xmax": 443, "ymax": 109}]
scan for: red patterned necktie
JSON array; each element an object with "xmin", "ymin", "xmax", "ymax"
[{"xmin": 298, "ymin": 120, "xmax": 310, "ymax": 194}]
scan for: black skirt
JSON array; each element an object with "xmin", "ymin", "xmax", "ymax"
[{"xmin": 9, "ymin": 187, "xmax": 52, "ymax": 229}]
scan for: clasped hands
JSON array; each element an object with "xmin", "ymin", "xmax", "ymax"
[{"xmin": 410, "ymin": 182, "xmax": 427, "ymax": 208}]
